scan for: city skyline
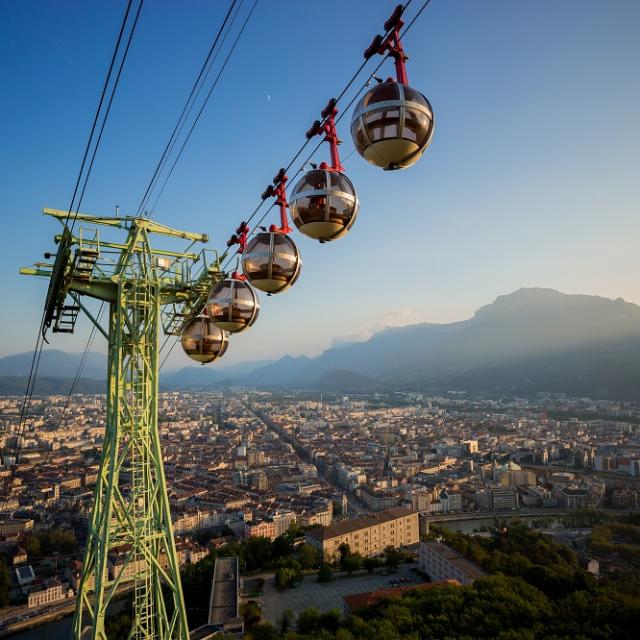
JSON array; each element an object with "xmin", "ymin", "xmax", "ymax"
[{"xmin": 1, "ymin": 0, "xmax": 639, "ymax": 367}]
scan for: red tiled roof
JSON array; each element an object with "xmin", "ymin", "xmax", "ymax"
[{"xmin": 343, "ymin": 580, "xmax": 460, "ymax": 612}]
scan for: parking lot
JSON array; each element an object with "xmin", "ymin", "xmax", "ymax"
[{"xmin": 259, "ymin": 562, "xmax": 425, "ymax": 623}]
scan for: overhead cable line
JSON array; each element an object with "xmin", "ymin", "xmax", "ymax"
[
  {"xmin": 69, "ymin": 0, "xmax": 145, "ymax": 233},
  {"xmin": 147, "ymin": 0, "xmax": 259, "ymax": 213},
  {"xmin": 163, "ymin": 0, "xmax": 432, "ymax": 367},
  {"xmin": 63, "ymin": 0, "xmax": 138, "ymax": 230},
  {"xmin": 33, "ymin": 303, "xmax": 106, "ymax": 473},
  {"xmin": 151, "ymin": 1, "xmax": 259, "ymax": 374},
  {"xmin": 219, "ymin": 0, "xmax": 427, "ymax": 272},
  {"xmin": 136, "ymin": 0, "xmax": 241, "ymax": 216},
  {"xmin": 5, "ymin": 0, "xmax": 143, "ymax": 497}
]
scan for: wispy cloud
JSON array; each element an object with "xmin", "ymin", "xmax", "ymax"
[{"xmin": 331, "ymin": 309, "xmax": 427, "ymax": 347}]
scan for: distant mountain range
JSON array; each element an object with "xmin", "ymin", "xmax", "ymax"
[
  {"xmin": 161, "ymin": 359, "xmax": 274, "ymax": 388},
  {"xmin": 0, "ymin": 376, "xmax": 106, "ymax": 396},
  {"xmin": 0, "ymin": 349, "xmax": 106, "ymax": 380},
  {"xmin": 239, "ymin": 288, "xmax": 640, "ymax": 399},
  {"xmin": 1, "ymin": 288, "xmax": 639, "ymax": 399}
]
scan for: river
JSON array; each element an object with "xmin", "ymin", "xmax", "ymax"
[
  {"xmin": 9, "ymin": 614, "xmax": 72, "ymax": 640},
  {"xmin": 8, "ymin": 597, "xmax": 127, "ymax": 640},
  {"xmin": 431, "ymin": 514, "xmax": 565, "ymax": 534}
]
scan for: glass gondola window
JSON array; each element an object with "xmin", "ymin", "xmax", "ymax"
[
  {"xmin": 207, "ymin": 278, "xmax": 259, "ymax": 333},
  {"xmin": 289, "ymin": 168, "xmax": 359, "ymax": 242},
  {"xmin": 350, "ymin": 82, "xmax": 434, "ymax": 170},
  {"xmin": 241, "ymin": 231, "xmax": 301, "ymax": 294},
  {"xmin": 180, "ymin": 315, "xmax": 229, "ymax": 364}
]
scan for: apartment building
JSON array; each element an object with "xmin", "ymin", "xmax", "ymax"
[
  {"xmin": 358, "ymin": 487, "xmax": 403, "ymax": 511},
  {"xmin": 305, "ymin": 507, "xmax": 419, "ymax": 561},
  {"xmin": 299, "ymin": 506, "xmax": 333, "ymax": 528},
  {"xmin": 244, "ymin": 510, "xmax": 296, "ymax": 540},
  {"xmin": 108, "ymin": 546, "xmax": 148, "ymax": 581},
  {"xmin": 27, "ymin": 578, "xmax": 71, "ymax": 608},
  {"xmin": 475, "ymin": 486, "xmax": 518, "ymax": 510},
  {"xmin": 419, "ymin": 542, "xmax": 487, "ymax": 585},
  {"xmin": 172, "ymin": 509, "xmax": 219, "ymax": 535}
]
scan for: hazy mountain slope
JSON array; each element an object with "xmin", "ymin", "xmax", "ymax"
[
  {"xmin": 0, "ymin": 376, "xmax": 106, "ymax": 396},
  {"xmin": 0, "ymin": 349, "xmax": 106, "ymax": 380},
  {"xmin": 243, "ymin": 355, "xmax": 315, "ymax": 386},
  {"xmin": 2, "ymin": 289, "xmax": 639, "ymax": 399},
  {"xmin": 434, "ymin": 335, "xmax": 640, "ymax": 399},
  {"xmin": 242, "ymin": 288, "xmax": 640, "ymax": 398},
  {"xmin": 161, "ymin": 359, "xmax": 275, "ymax": 388},
  {"xmin": 306, "ymin": 288, "xmax": 640, "ymax": 377}
]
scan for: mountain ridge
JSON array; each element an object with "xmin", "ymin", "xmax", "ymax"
[
  {"xmin": 1, "ymin": 289, "xmax": 639, "ymax": 398},
  {"xmin": 235, "ymin": 288, "xmax": 640, "ymax": 398}
]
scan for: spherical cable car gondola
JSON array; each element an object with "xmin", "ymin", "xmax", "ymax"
[
  {"xmin": 351, "ymin": 5, "xmax": 434, "ymax": 170},
  {"xmin": 351, "ymin": 81, "xmax": 434, "ymax": 170},
  {"xmin": 180, "ymin": 314, "xmax": 229, "ymax": 364},
  {"xmin": 289, "ymin": 166, "xmax": 359, "ymax": 242},
  {"xmin": 241, "ymin": 230, "xmax": 301, "ymax": 294},
  {"xmin": 229, "ymin": 181, "xmax": 303, "ymax": 295},
  {"xmin": 206, "ymin": 275, "xmax": 260, "ymax": 333},
  {"xmin": 289, "ymin": 99, "xmax": 359, "ymax": 242}
]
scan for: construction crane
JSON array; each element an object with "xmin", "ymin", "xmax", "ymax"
[{"xmin": 20, "ymin": 207, "xmax": 223, "ymax": 640}]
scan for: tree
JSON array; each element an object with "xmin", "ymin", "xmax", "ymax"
[
  {"xmin": 104, "ymin": 613, "xmax": 132, "ymax": 640},
  {"xmin": 39, "ymin": 528, "xmax": 76, "ymax": 555},
  {"xmin": 341, "ymin": 553, "xmax": 363, "ymax": 575},
  {"xmin": 179, "ymin": 552, "xmax": 217, "ymax": 628},
  {"xmin": 319, "ymin": 609, "xmax": 342, "ymax": 632},
  {"xmin": 275, "ymin": 567, "xmax": 297, "ymax": 590},
  {"xmin": 0, "ymin": 557, "xmax": 10, "ymax": 607},
  {"xmin": 384, "ymin": 546, "xmax": 403, "ymax": 570},
  {"xmin": 338, "ymin": 542, "xmax": 351, "ymax": 563},
  {"xmin": 243, "ymin": 536, "xmax": 274, "ymax": 571},
  {"xmin": 318, "ymin": 564, "xmax": 333, "ymax": 583},
  {"xmin": 240, "ymin": 601, "xmax": 261, "ymax": 631},
  {"xmin": 297, "ymin": 543, "xmax": 321, "ymax": 570},
  {"xmin": 272, "ymin": 535, "xmax": 292, "ymax": 559},
  {"xmin": 364, "ymin": 556, "xmax": 381, "ymax": 573},
  {"xmin": 277, "ymin": 608, "xmax": 294, "ymax": 635},
  {"xmin": 21, "ymin": 535, "xmax": 41, "ymax": 559},
  {"xmin": 251, "ymin": 622, "xmax": 279, "ymax": 640},
  {"xmin": 297, "ymin": 607, "xmax": 321, "ymax": 634}
]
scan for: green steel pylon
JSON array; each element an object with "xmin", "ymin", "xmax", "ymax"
[{"xmin": 21, "ymin": 208, "xmax": 225, "ymax": 640}]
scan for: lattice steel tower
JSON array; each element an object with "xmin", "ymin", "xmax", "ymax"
[{"xmin": 21, "ymin": 208, "xmax": 223, "ymax": 640}]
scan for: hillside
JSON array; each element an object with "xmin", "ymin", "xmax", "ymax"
[
  {"xmin": 241, "ymin": 288, "xmax": 640, "ymax": 399},
  {"xmin": 2, "ymin": 289, "xmax": 639, "ymax": 399}
]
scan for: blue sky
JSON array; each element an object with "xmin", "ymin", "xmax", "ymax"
[{"xmin": 1, "ymin": 0, "xmax": 638, "ymax": 369}]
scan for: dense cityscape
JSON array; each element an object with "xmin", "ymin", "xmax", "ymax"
[{"xmin": 1, "ymin": 389, "xmax": 639, "ymax": 637}]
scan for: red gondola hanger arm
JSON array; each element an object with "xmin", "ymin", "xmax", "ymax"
[
  {"xmin": 261, "ymin": 168, "xmax": 292, "ymax": 234},
  {"xmin": 227, "ymin": 221, "xmax": 249, "ymax": 254},
  {"xmin": 306, "ymin": 98, "xmax": 344, "ymax": 173},
  {"xmin": 364, "ymin": 4, "xmax": 409, "ymax": 84}
]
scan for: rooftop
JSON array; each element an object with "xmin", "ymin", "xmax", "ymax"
[
  {"xmin": 421, "ymin": 542, "xmax": 488, "ymax": 581},
  {"xmin": 343, "ymin": 580, "xmax": 460, "ymax": 612},
  {"xmin": 306, "ymin": 507, "xmax": 417, "ymax": 542}
]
